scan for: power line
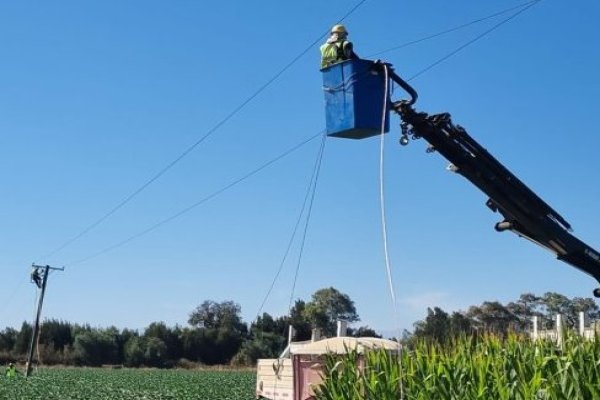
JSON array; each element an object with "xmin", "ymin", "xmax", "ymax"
[
  {"xmin": 408, "ymin": 0, "xmax": 542, "ymax": 82},
  {"xmin": 367, "ymin": 0, "xmax": 538, "ymax": 58},
  {"xmin": 67, "ymin": 132, "xmax": 323, "ymax": 266},
  {"xmin": 37, "ymin": 0, "xmax": 371, "ymax": 263},
  {"xmin": 255, "ymin": 133, "xmax": 327, "ymax": 320},
  {"xmin": 287, "ymin": 134, "xmax": 326, "ymax": 315},
  {"xmin": 257, "ymin": 1, "xmax": 540, "ymax": 319},
  {"xmin": 0, "ymin": 273, "xmax": 29, "ymax": 322},
  {"xmin": 36, "ymin": 0, "xmax": 540, "ymax": 270}
]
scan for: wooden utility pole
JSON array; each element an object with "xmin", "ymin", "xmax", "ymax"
[{"xmin": 25, "ymin": 264, "xmax": 64, "ymax": 377}]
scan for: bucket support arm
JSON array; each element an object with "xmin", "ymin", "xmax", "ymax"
[{"xmin": 389, "ymin": 95, "xmax": 600, "ymax": 297}]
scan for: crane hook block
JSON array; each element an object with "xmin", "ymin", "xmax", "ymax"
[{"xmin": 322, "ymin": 59, "xmax": 390, "ymax": 139}]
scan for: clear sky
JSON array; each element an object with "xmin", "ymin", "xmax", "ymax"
[{"xmin": 1, "ymin": 0, "xmax": 599, "ymax": 336}]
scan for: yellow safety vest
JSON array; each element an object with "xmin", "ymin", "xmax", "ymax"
[
  {"xmin": 6, "ymin": 367, "xmax": 16, "ymax": 378},
  {"xmin": 320, "ymin": 41, "xmax": 350, "ymax": 69}
]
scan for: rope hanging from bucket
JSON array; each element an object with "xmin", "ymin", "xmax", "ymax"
[{"xmin": 378, "ymin": 64, "xmax": 404, "ymax": 400}]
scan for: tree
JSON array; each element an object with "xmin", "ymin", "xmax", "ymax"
[
  {"xmin": 188, "ymin": 300, "xmax": 247, "ymax": 334},
  {"xmin": 252, "ymin": 313, "xmax": 286, "ymax": 335},
  {"xmin": 0, "ymin": 328, "xmax": 18, "ymax": 353},
  {"xmin": 144, "ymin": 337, "xmax": 168, "ymax": 367},
  {"xmin": 516, "ymin": 293, "xmax": 542, "ymax": 314},
  {"xmin": 248, "ymin": 313, "xmax": 289, "ymax": 360},
  {"xmin": 466, "ymin": 301, "xmax": 517, "ymax": 335},
  {"xmin": 448, "ymin": 312, "xmax": 473, "ymax": 336},
  {"xmin": 39, "ymin": 319, "xmax": 74, "ymax": 353},
  {"xmin": 303, "ymin": 287, "xmax": 359, "ymax": 337},
  {"xmin": 73, "ymin": 329, "xmax": 119, "ymax": 366},
  {"xmin": 571, "ymin": 297, "xmax": 600, "ymax": 320},
  {"xmin": 537, "ymin": 292, "xmax": 600, "ymax": 328},
  {"xmin": 180, "ymin": 326, "xmax": 242, "ymax": 365},
  {"xmin": 144, "ymin": 322, "xmax": 183, "ymax": 363},
  {"xmin": 348, "ymin": 326, "xmax": 381, "ymax": 338},
  {"xmin": 118, "ymin": 328, "xmax": 139, "ymax": 365},
  {"xmin": 124, "ymin": 336, "xmax": 144, "ymax": 367},
  {"xmin": 289, "ymin": 300, "xmax": 312, "ymax": 340},
  {"xmin": 13, "ymin": 322, "xmax": 32, "ymax": 355},
  {"xmin": 185, "ymin": 300, "xmax": 247, "ymax": 365},
  {"xmin": 413, "ymin": 307, "xmax": 450, "ymax": 343},
  {"xmin": 540, "ymin": 292, "xmax": 572, "ymax": 321},
  {"xmin": 232, "ymin": 331, "xmax": 287, "ymax": 366}
]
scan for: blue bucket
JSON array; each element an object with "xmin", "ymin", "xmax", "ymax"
[{"xmin": 322, "ymin": 59, "xmax": 390, "ymax": 139}]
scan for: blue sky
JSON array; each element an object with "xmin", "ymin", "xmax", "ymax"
[{"xmin": 1, "ymin": 0, "xmax": 599, "ymax": 335}]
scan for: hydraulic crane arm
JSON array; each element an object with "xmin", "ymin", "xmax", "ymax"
[{"xmin": 386, "ymin": 69, "xmax": 600, "ymax": 297}]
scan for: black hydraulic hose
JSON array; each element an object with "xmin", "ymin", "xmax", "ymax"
[{"xmin": 388, "ymin": 69, "xmax": 418, "ymax": 105}]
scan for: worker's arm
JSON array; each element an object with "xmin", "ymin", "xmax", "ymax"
[{"xmin": 343, "ymin": 41, "xmax": 359, "ymax": 60}]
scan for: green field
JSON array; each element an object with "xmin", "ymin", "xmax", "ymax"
[{"xmin": 0, "ymin": 368, "xmax": 256, "ymax": 400}]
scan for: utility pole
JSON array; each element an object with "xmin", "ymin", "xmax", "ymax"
[{"xmin": 26, "ymin": 264, "xmax": 64, "ymax": 377}]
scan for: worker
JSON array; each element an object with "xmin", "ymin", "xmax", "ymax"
[
  {"xmin": 320, "ymin": 24, "xmax": 358, "ymax": 69},
  {"xmin": 31, "ymin": 267, "xmax": 42, "ymax": 289},
  {"xmin": 5, "ymin": 362, "xmax": 17, "ymax": 378}
]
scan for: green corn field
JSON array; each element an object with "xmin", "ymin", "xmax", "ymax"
[{"xmin": 315, "ymin": 334, "xmax": 600, "ymax": 400}]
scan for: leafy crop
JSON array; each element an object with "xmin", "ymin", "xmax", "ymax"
[
  {"xmin": 315, "ymin": 334, "xmax": 600, "ymax": 399},
  {"xmin": 0, "ymin": 368, "xmax": 255, "ymax": 400}
]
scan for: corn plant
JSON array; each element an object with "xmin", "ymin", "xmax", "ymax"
[{"xmin": 314, "ymin": 333, "xmax": 600, "ymax": 400}]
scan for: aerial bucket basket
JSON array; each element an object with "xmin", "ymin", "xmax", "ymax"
[{"xmin": 322, "ymin": 59, "xmax": 390, "ymax": 139}]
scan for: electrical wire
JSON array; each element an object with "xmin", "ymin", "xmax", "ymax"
[
  {"xmin": 254, "ymin": 134, "xmax": 325, "ymax": 400},
  {"xmin": 66, "ymin": 132, "xmax": 323, "ymax": 267},
  {"xmin": 25, "ymin": 0, "xmax": 540, "ymax": 339},
  {"xmin": 287, "ymin": 136, "xmax": 326, "ymax": 315},
  {"xmin": 36, "ymin": 0, "xmax": 371, "ymax": 263},
  {"xmin": 408, "ymin": 0, "xmax": 542, "ymax": 82},
  {"xmin": 33, "ymin": 0, "xmax": 536, "ymax": 269},
  {"xmin": 0, "ymin": 274, "xmax": 28, "ymax": 321},
  {"xmin": 367, "ymin": 0, "xmax": 538, "ymax": 58},
  {"xmin": 253, "ymin": 0, "xmax": 540, "ymax": 328},
  {"xmin": 255, "ymin": 133, "xmax": 328, "ymax": 320}
]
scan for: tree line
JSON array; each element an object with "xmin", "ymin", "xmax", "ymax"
[
  {"xmin": 409, "ymin": 292, "xmax": 600, "ymax": 344},
  {"xmin": 0, "ymin": 287, "xmax": 371, "ymax": 368},
  {"xmin": 0, "ymin": 289, "xmax": 597, "ymax": 368}
]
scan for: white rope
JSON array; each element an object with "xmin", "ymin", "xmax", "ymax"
[
  {"xmin": 378, "ymin": 64, "xmax": 404, "ymax": 399},
  {"xmin": 379, "ymin": 65, "xmax": 398, "ymax": 319}
]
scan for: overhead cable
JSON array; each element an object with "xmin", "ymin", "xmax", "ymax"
[
  {"xmin": 255, "ymin": 133, "xmax": 327, "ymax": 320},
  {"xmin": 0, "ymin": 274, "xmax": 28, "ymax": 322},
  {"xmin": 66, "ymin": 132, "xmax": 323, "ymax": 267},
  {"xmin": 37, "ymin": 0, "xmax": 371, "ymax": 263},
  {"xmin": 408, "ymin": 0, "xmax": 542, "ymax": 81},
  {"xmin": 287, "ymin": 135, "xmax": 326, "ymax": 315},
  {"xmin": 368, "ymin": 0, "xmax": 539, "ymax": 58}
]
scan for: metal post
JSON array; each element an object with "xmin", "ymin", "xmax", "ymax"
[
  {"xmin": 25, "ymin": 264, "xmax": 64, "ymax": 377},
  {"xmin": 556, "ymin": 314, "xmax": 563, "ymax": 347},
  {"xmin": 311, "ymin": 328, "xmax": 321, "ymax": 342},
  {"xmin": 287, "ymin": 325, "xmax": 295, "ymax": 345},
  {"xmin": 336, "ymin": 320, "xmax": 348, "ymax": 337}
]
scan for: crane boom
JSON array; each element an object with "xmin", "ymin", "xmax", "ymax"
[{"xmin": 386, "ymin": 67, "xmax": 600, "ymax": 297}]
